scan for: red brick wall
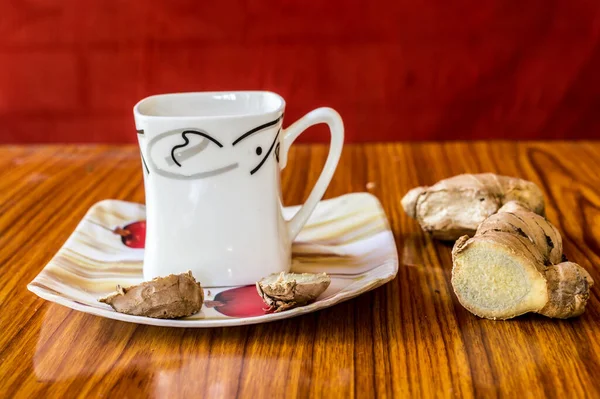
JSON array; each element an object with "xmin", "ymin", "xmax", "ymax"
[{"xmin": 1, "ymin": 1, "xmax": 600, "ymax": 143}]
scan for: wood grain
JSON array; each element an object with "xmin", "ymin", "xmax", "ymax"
[{"xmin": 0, "ymin": 142, "xmax": 599, "ymax": 398}]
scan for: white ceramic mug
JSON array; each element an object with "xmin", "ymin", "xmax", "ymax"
[{"xmin": 133, "ymin": 91, "xmax": 344, "ymax": 286}]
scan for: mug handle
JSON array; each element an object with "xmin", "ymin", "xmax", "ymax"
[{"xmin": 280, "ymin": 107, "xmax": 344, "ymax": 240}]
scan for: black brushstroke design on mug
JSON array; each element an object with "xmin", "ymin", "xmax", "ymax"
[
  {"xmin": 140, "ymin": 151, "xmax": 150, "ymax": 175},
  {"xmin": 157, "ymin": 115, "xmax": 283, "ymax": 179},
  {"xmin": 231, "ymin": 115, "xmax": 283, "ymax": 146},
  {"xmin": 274, "ymin": 142, "xmax": 280, "ymax": 163},
  {"xmin": 166, "ymin": 137, "xmax": 210, "ymax": 166},
  {"xmin": 250, "ymin": 128, "xmax": 280, "ymax": 175},
  {"xmin": 147, "ymin": 129, "xmax": 236, "ymax": 180},
  {"xmin": 171, "ymin": 130, "xmax": 223, "ymax": 167}
]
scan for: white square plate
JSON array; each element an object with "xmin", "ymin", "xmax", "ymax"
[{"xmin": 28, "ymin": 193, "xmax": 398, "ymax": 327}]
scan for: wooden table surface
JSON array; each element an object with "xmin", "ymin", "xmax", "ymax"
[{"xmin": 1, "ymin": 142, "xmax": 599, "ymax": 398}]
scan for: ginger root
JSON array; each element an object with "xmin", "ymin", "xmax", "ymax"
[
  {"xmin": 99, "ymin": 271, "xmax": 204, "ymax": 319},
  {"xmin": 452, "ymin": 201, "xmax": 594, "ymax": 320},
  {"xmin": 402, "ymin": 173, "xmax": 545, "ymax": 240},
  {"xmin": 256, "ymin": 272, "xmax": 331, "ymax": 312}
]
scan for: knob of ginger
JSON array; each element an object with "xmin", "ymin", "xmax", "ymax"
[
  {"xmin": 452, "ymin": 201, "xmax": 593, "ymax": 320},
  {"xmin": 99, "ymin": 271, "xmax": 204, "ymax": 319},
  {"xmin": 402, "ymin": 173, "xmax": 545, "ymax": 240}
]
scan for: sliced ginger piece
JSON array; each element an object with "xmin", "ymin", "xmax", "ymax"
[
  {"xmin": 256, "ymin": 272, "xmax": 331, "ymax": 312},
  {"xmin": 452, "ymin": 201, "xmax": 593, "ymax": 320},
  {"xmin": 99, "ymin": 271, "xmax": 204, "ymax": 319}
]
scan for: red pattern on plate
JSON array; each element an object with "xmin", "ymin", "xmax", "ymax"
[{"xmin": 206, "ymin": 286, "xmax": 271, "ymax": 318}]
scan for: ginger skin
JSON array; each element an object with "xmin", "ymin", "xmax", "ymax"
[
  {"xmin": 451, "ymin": 201, "xmax": 593, "ymax": 320},
  {"xmin": 402, "ymin": 174, "xmax": 545, "ymax": 240},
  {"xmin": 256, "ymin": 272, "xmax": 331, "ymax": 312},
  {"xmin": 99, "ymin": 271, "xmax": 204, "ymax": 319}
]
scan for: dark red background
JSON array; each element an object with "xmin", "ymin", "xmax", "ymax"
[{"xmin": 1, "ymin": 0, "xmax": 600, "ymax": 143}]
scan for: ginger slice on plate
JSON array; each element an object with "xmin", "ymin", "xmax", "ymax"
[
  {"xmin": 256, "ymin": 272, "xmax": 331, "ymax": 312},
  {"xmin": 99, "ymin": 271, "xmax": 204, "ymax": 319}
]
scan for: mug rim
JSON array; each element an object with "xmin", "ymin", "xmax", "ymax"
[{"xmin": 134, "ymin": 91, "xmax": 286, "ymax": 120}]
